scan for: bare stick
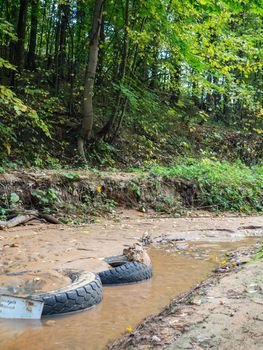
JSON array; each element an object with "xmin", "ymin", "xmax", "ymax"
[
  {"xmin": 38, "ymin": 213, "xmax": 63, "ymax": 224},
  {"xmin": 0, "ymin": 214, "xmax": 36, "ymax": 230}
]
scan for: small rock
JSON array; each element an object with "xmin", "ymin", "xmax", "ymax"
[
  {"xmin": 175, "ymin": 243, "xmax": 189, "ymax": 250},
  {"xmin": 237, "ymin": 257, "xmax": 250, "ymax": 264},
  {"xmin": 190, "ymin": 297, "xmax": 202, "ymax": 306},
  {"xmin": 152, "ymin": 335, "xmax": 161, "ymax": 342},
  {"xmin": 195, "ymin": 335, "xmax": 209, "ymax": 342},
  {"xmin": 123, "ymin": 243, "xmax": 151, "ymax": 265}
]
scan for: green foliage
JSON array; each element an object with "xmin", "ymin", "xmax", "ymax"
[
  {"xmin": 31, "ymin": 188, "xmax": 62, "ymax": 211},
  {"xmin": 63, "ymin": 172, "xmax": 80, "ymax": 180},
  {"xmin": 254, "ymin": 243, "xmax": 263, "ymax": 260},
  {"xmin": 0, "ymin": 58, "xmax": 16, "ymax": 70},
  {"xmin": 10, "ymin": 192, "xmax": 20, "ymax": 204},
  {"xmin": 151, "ymin": 194, "xmax": 181, "ymax": 214},
  {"xmin": 0, "ymin": 83, "xmax": 52, "ymax": 163},
  {"xmin": 0, "ymin": 0, "xmax": 262, "ymax": 168},
  {"xmin": 150, "ymin": 159, "xmax": 263, "ymax": 212},
  {"xmin": 128, "ymin": 181, "xmax": 141, "ymax": 200},
  {"xmin": 0, "ymin": 18, "xmax": 17, "ymax": 43},
  {"xmin": 0, "ymin": 207, "xmax": 8, "ymax": 220}
]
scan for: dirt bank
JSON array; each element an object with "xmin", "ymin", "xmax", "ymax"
[
  {"xmin": 109, "ymin": 250, "xmax": 263, "ymax": 350},
  {"xmin": 0, "ymin": 169, "xmax": 216, "ymax": 223}
]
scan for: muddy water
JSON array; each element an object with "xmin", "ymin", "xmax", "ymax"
[
  {"xmin": 0, "ymin": 248, "xmax": 214, "ymax": 350},
  {"xmin": 0, "ymin": 237, "xmax": 260, "ymax": 350}
]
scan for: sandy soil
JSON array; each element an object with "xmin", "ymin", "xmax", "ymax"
[
  {"xmin": 0, "ymin": 210, "xmax": 262, "ymax": 294},
  {"xmin": 109, "ymin": 252, "xmax": 263, "ymax": 350}
]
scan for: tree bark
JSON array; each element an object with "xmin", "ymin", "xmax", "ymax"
[
  {"xmin": 149, "ymin": 30, "xmax": 160, "ymax": 90},
  {"xmin": 78, "ymin": 0, "xmax": 104, "ymax": 159},
  {"xmin": 15, "ymin": 0, "xmax": 29, "ymax": 71},
  {"xmin": 58, "ymin": 1, "xmax": 70, "ymax": 72},
  {"xmin": 54, "ymin": 1, "xmax": 70, "ymax": 94},
  {"xmin": 27, "ymin": 0, "xmax": 39, "ymax": 70},
  {"xmin": 38, "ymin": 0, "xmax": 47, "ymax": 55},
  {"xmin": 96, "ymin": 14, "xmax": 105, "ymax": 85}
]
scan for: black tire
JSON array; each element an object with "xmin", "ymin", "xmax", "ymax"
[
  {"xmin": 103, "ymin": 255, "xmax": 129, "ymax": 267},
  {"xmin": 33, "ymin": 270, "xmax": 102, "ymax": 316},
  {"xmin": 98, "ymin": 260, "xmax": 153, "ymax": 285}
]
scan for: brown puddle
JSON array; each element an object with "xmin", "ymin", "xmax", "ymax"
[
  {"xmin": 164, "ymin": 237, "xmax": 261, "ymax": 262},
  {"xmin": 0, "ymin": 238, "xmax": 260, "ymax": 350}
]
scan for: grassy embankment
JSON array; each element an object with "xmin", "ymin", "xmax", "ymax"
[{"xmin": 0, "ymin": 159, "xmax": 262, "ymax": 224}]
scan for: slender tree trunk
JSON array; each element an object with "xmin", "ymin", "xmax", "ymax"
[
  {"xmin": 112, "ymin": 28, "xmax": 120, "ymax": 80},
  {"xmin": 109, "ymin": 0, "xmax": 130, "ymax": 140},
  {"xmin": 96, "ymin": 15, "xmax": 105, "ymax": 85},
  {"xmin": 75, "ymin": 0, "xmax": 85, "ymax": 66},
  {"xmin": 78, "ymin": 0, "xmax": 104, "ymax": 159},
  {"xmin": 58, "ymin": 1, "xmax": 70, "ymax": 76},
  {"xmin": 68, "ymin": 25, "xmax": 75, "ymax": 115},
  {"xmin": 54, "ymin": 5, "xmax": 62, "ymax": 94},
  {"xmin": 15, "ymin": 0, "xmax": 29, "ymax": 71},
  {"xmin": 54, "ymin": 1, "xmax": 70, "ymax": 93},
  {"xmin": 97, "ymin": 0, "xmax": 130, "ymax": 141},
  {"xmin": 38, "ymin": 0, "xmax": 47, "ymax": 56},
  {"xmin": 27, "ymin": 0, "xmax": 39, "ymax": 70},
  {"xmin": 150, "ymin": 30, "xmax": 159, "ymax": 90},
  {"xmin": 45, "ymin": 0, "xmax": 56, "ymax": 69},
  {"xmin": 45, "ymin": 0, "xmax": 55, "ymax": 58},
  {"xmin": 170, "ymin": 61, "xmax": 181, "ymax": 105}
]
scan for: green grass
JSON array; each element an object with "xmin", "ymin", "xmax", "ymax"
[
  {"xmin": 254, "ymin": 243, "xmax": 263, "ymax": 260},
  {"xmin": 149, "ymin": 158, "xmax": 263, "ymax": 212}
]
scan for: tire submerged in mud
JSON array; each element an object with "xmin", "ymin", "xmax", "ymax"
[
  {"xmin": 98, "ymin": 256, "xmax": 153, "ymax": 285},
  {"xmin": 33, "ymin": 270, "xmax": 102, "ymax": 316}
]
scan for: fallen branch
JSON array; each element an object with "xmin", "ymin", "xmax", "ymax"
[
  {"xmin": 0, "ymin": 211, "xmax": 63, "ymax": 230},
  {"xmin": 238, "ymin": 225, "xmax": 263, "ymax": 230},
  {"xmin": 38, "ymin": 213, "xmax": 62, "ymax": 225},
  {"xmin": 0, "ymin": 214, "xmax": 36, "ymax": 230}
]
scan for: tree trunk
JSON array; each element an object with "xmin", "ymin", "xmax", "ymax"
[
  {"xmin": 68, "ymin": 25, "xmax": 75, "ymax": 115},
  {"xmin": 97, "ymin": 0, "xmax": 130, "ymax": 141},
  {"xmin": 38, "ymin": 0, "xmax": 47, "ymax": 55},
  {"xmin": 78, "ymin": 0, "xmax": 104, "ymax": 159},
  {"xmin": 45, "ymin": 0, "xmax": 55, "ymax": 62},
  {"xmin": 75, "ymin": 0, "xmax": 87, "ymax": 67},
  {"xmin": 170, "ymin": 61, "xmax": 181, "ymax": 105},
  {"xmin": 54, "ymin": 1, "xmax": 70, "ymax": 94},
  {"xmin": 27, "ymin": 0, "xmax": 39, "ymax": 70},
  {"xmin": 54, "ymin": 5, "xmax": 62, "ymax": 94},
  {"xmin": 58, "ymin": 1, "xmax": 70, "ymax": 73},
  {"xmin": 150, "ymin": 31, "xmax": 160, "ymax": 90},
  {"xmin": 15, "ymin": 0, "xmax": 29, "ymax": 71},
  {"xmin": 96, "ymin": 15, "xmax": 105, "ymax": 85},
  {"xmin": 109, "ymin": 0, "xmax": 130, "ymax": 140}
]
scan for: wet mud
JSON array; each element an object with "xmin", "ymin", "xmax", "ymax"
[
  {"xmin": 109, "ymin": 251, "xmax": 263, "ymax": 350},
  {"xmin": 0, "ymin": 211, "xmax": 262, "ymax": 349}
]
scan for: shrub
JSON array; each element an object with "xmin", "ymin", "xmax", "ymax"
[{"xmin": 150, "ymin": 158, "xmax": 262, "ymax": 212}]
